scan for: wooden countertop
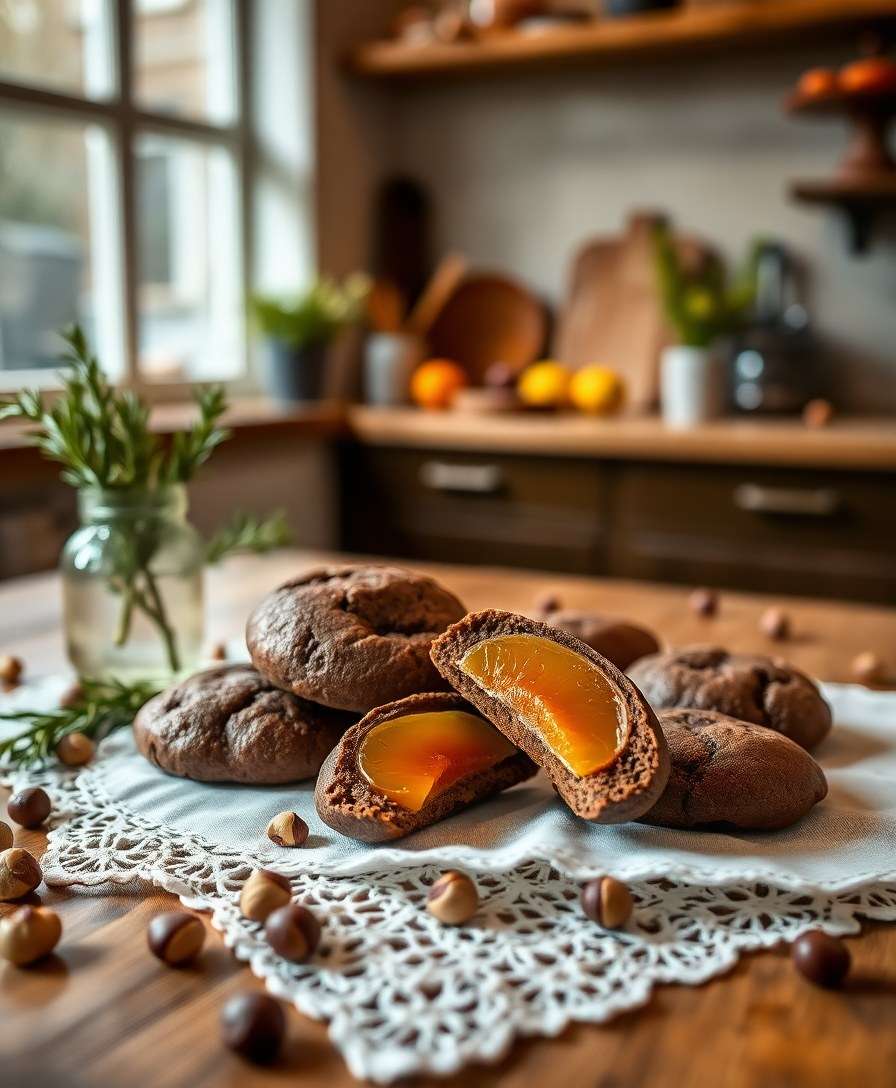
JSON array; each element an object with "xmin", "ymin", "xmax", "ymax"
[
  {"xmin": 347, "ymin": 406, "xmax": 896, "ymax": 472},
  {"xmin": 1, "ymin": 551, "xmax": 895, "ymax": 1087}
]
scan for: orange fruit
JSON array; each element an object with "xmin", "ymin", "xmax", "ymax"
[
  {"xmin": 839, "ymin": 57, "xmax": 896, "ymax": 96},
  {"xmin": 796, "ymin": 68, "xmax": 839, "ymax": 100},
  {"xmin": 410, "ymin": 359, "xmax": 468, "ymax": 410}
]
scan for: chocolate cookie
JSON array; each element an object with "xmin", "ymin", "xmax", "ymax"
[
  {"xmin": 315, "ymin": 692, "xmax": 537, "ymax": 843},
  {"xmin": 535, "ymin": 598, "xmax": 660, "ymax": 671},
  {"xmin": 628, "ymin": 646, "xmax": 832, "ymax": 750},
  {"xmin": 134, "ymin": 665, "xmax": 354, "ymax": 784},
  {"xmin": 431, "ymin": 610, "xmax": 670, "ymax": 823},
  {"xmin": 247, "ymin": 566, "xmax": 467, "ymax": 714},
  {"xmin": 643, "ymin": 708, "xmax": 828, "ymax": 830}
]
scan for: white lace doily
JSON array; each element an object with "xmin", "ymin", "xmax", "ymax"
[{"xmin": 3, "ymin": 678, "xmax": 896, "ymax": 1082}]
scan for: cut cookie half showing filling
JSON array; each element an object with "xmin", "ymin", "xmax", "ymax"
[
  {"xmin": 315, "ymin": 692, "xmax": 537, "ymax": 843},
  {"xmin": 431, "ymin": 610, "xmax": 670, "ymax": 823}
]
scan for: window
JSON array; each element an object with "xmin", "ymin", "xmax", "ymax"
[{"xmin": 0, "ymin": 0, "xmax": 259, "ymax": 390}]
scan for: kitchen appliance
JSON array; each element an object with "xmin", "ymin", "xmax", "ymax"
[{"xmin": 729, "ymin": 242, "xmax": 819, "ymax": 415}]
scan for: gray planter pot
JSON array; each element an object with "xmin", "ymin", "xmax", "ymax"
[{"xmin": 260, "ymin": 339, "xmax": 328, "ymax": 404}]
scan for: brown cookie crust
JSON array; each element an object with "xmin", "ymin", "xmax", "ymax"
[
  {"xmin": 134, "ymin": 665, "xmax": 354, "ymax": 784},
  {"xmin": 536, "ymin": 607, "xmax": 661, "ymax": 671},
  {"xmin": 315, "ymin": 692, "xmax": 537, "ymax": 843},
  {"xmin": 642, "ymin": 708, "xmax": 828, "ymax": 830},
  {"xmin": 628, "ymin": 646, "xmax": 832, "ymax": 751},
  {"xmin": 430, "ymin": 610, "xmax": 670, "ymax": 824},
  {"xmin": 247, "ymin": 566, "xmax": 467, "ymax": 713}
]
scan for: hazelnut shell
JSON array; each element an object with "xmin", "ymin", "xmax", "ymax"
[
  {"xmin": 265, "ymin": 903, "xmax": 321, "ymax": 963},
  {"xmin": 0, "ymin": 821, "xmax": 12, "ymax": 852},
  {"xmin": 7, "ymin": 787, "xmax": 51, "ymax": 829},
  {"xmin": 56, "ymin": 732, "xmax": 95, "ymax": 767},
  {"xmin": 0, "ymin": 847, "xmax": 42, "ymax": 901},
  {"xmin": 581, "ymin": 876, "xmax": 633, "ymax": 929},
  {"xmin": 0, "ymin": 905, "xmax": 61, "ymax": 965},
  {"xmin": 266, "ymin": 811, "xmax": 309, "ymax": 848},
  {"xmin": 426, "ymin": 870, "xmax": 479, "ymax": 925},
  {"xmin": 220, "ymin": 991, "xmax": 286, "ymax": 1064},
  {"xmin": 239, "ymin": 869, "xmax": 292, "ymax": 922},
  {"xmin": 147, "ymin": 911, "xmax": 206, "ymax": 965}
]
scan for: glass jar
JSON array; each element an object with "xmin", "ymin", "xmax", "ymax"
[{"xmin": 61, "ymin": 485, "xmax": 205, "ymax": 684}]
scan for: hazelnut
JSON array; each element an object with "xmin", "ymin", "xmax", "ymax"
[
  {"xmin": 534, "ymin": 592, "xmax": 562, "ymax": 615},
  {"xmin": 792, "ymin": 930, "xmax": 850, "ymax": 988},
  {"xmin": 426, "ymin": 870, "xmax": 479, "ymax": 925},
  {"xmin": 266, "ymin": 811, "xmax": 308, "ymax": 848},
  {"xmin": 0, "ymin": 847, "xmax": 42, "ymax": 900},
  {"xmin": 759, "ymin": 607, "xmax": 790, "ymax": 641},
  {"xmin": 220, "ymin": 991, "xmax": 286, "ymax": 1064},
  {"xmin": 56, "ymin": 732, "xmax": 95, "ymax": 767},
  {"xmin": 239, "ymin": 869, "xmax": 292, "ymax": 922},
  {"xmin": 7, "ymin": 786, "xmax": 51, "ymax": 829},
  {"xmin": 689, "ymin": 588, "xmax": 718, "ymax": 618},
  {"xmin": 209, "ymin": 642, "xmax": 228, "ymax": 662},
  {"xmin": 851, "ymin": 651, "xmax": 888, "ymax": 687},
  {"xmin": 0, "ymin": 821, "xmax": 12, "ymax": 852},
  {"xmin": 0, "ymin": 905, "xmax": 61, "ymax": 965},
  {"xmin": 147, "ymin": 911, "xmax": 206, "ymax": 966},
  {"xmin": 581, "ymin": 876, "xmax": 633, "ymax": 929},
  {"xmin": 0, "ymin": 655, "xmax": 23, "ymax": 685},
  {"xmin": 802, "ymin": 398, "xmax": 834, "ymax": 429},
  {"xmin": 59, "ymin": 682, "xmax": 84, "ymax": 709},
  {"xmin": 264, "ymin": 903, "xmax": 321, "ymax": 963}
]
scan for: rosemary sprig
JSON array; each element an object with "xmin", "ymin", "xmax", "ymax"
[
  {"xmin": 204, "ymin": 510, "xmax": 292, "ymax": 565},
  {"xmin": 0, "ymin": 677, "xmax": 160, "ymax": 769}
]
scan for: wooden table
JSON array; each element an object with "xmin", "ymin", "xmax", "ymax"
[{"xmin": 1, "ymin": 552, "xmax": 894, "ymax": 1087}]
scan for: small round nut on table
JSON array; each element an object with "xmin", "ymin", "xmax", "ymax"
[
  {"xmin": 759, "ymin": 607, "xmax": 791, "ymax": 641},
  {"xmin": 0, "ymin": 821, "xmax": 12, "ymax": 852},
  {"xmin": 265, "ymin": 903, "xmax": 321, "ymax": 962},
  {"xmin": 220, "ymin": 991, "xmax": 286, "ymax": 1064},
  {"xmin": 0, "ymin": 848, "xmax": 42, "ymax": 901},
  {"xmin": 147, "ymin": 911, "xmax": 206, "ymax": 965},
  {"xmin": 581, "ymin": 876, "xmax": 633, "ymax": 929},
  {"xmin": 56, "ymin": 732, "xmax": 95, "ymax": 767},
  {"xmin": 239, "ymin": 869, "xmax": 292, "ymax": 922},
  {"xmin": 7, "ymin": 787, "xmax": 51, "ymax": 829},
  {"xmin": 266, "ymin": 811, "xmax": 309, "ymax": 848},
  {"xmin": 851, "ymin": 651, "xmax": 888, "ymax": 687},
  {"xmin": 0, "ymin": 906, "xmax": 62, "ymax": 965},
  {"xmin": 792, "ymin": 930, "xmax": 851, "ymax": 988},
  {"xmin": 689, "ymin": 588, "xmax": 718, "ymax": 618},
  {"xmin": 0, "ymin": 655, "xmax": 23, "ymax": 685},
  {"xmin": 426, "ymin": 871, "xmax": 479, "ymax": 925}
]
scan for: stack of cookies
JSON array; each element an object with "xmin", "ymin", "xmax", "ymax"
[{"xmin": 134, "ymin": 565, "xmax": 832, "ymax": 844}]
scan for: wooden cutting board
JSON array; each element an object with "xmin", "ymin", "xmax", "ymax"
[{"xmin": 554, "ymin": 212, "xmax": 715, "ymax": 412}]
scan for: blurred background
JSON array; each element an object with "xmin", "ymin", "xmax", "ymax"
[{"xmin": 1, "ymin": 0, "xmax": 894, "ymax": 602}]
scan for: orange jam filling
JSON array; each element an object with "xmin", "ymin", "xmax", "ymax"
[
  {"xmin": 357, "ymin": 710, "xmax": 517, "ymax": 812},
  {"xmin": 459, "ymin": 634, "xmax": 629, "ymax": 778}
]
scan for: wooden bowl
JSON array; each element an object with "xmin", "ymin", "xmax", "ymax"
[{"xmin": 427, "ymin": 274, "xmax": 547, "ymax": 383}]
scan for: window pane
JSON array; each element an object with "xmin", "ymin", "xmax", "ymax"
[
  {"xmin": 0, "ymin": 0, "xmax": 115, "ymax": 99},
  {"xmin": 0, "ymin": 111, "xmax": 123, "ymax": 378},
  {"xmin": 136, "ymin": 134, "xmax": 243, "ymax": 382},
  {"xmin": 133, "ymin": 0, "xmax": 236, "ymax": 124}
]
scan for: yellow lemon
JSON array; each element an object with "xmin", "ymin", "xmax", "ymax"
[
  {"xmin": 569, "ymin": 366, "xmax": 625, "ymax": 416},
  {"xmin": 517, "ymin": 361, "xmax": 571, "ymax": 409}
]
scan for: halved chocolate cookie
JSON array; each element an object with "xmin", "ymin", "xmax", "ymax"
[
  {"xmin": 247, "ymin": 566, "xmax": 467, "ymax": 713},
  {"xmin": 134, "ymin": 665, "xmax": 354, "ymax": 784},
  {"xmin": 315, "ymin": 692, "xmax": 537, "ymax": 842},
  {"xmin": 628, "ymin": 646, "xmax": 832, "ymax": 750},
  {"xmin": 535, "ymin": 598, "xmax": 661, "ymax": 671},
  {"xmin": 642, "ymin": 708, "xmax": 828, "ymax": 830},
  {"xmin": 431, "ymin": 610, "xmax": 670, "ymax": 823}
]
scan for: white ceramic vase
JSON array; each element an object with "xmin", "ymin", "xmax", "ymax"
[{"xmin": 660, "ymin": 345, "xmax": 724, "ymax": 428}]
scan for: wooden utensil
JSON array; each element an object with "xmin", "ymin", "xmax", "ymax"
[
  {"xmin": 554, "ymin": 212, "xmax": 714, "ymax": 412},
  {"xmin": 405, "ymin": 252, "xmax": 468, "ymax": 339},
  {"xmin": 367, "ymin": 279, "xmax": 406, "ymax": 333},
  {"xmin": 426, "ymin": 273, "xmax": 547, "ymax": 382}
]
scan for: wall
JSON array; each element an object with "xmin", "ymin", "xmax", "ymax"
[{"xmin": 385, "ymin": 45, "xmax": 896, "ymax": 413}]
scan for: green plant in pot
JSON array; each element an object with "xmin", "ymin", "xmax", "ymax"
[
  {"xmin": 654, "ymin": 224, "xmax": 757, "ymax": 427},
  {"xmin": 252, "ymin": 274, "xmax": 370, "ymax": 404},
  {"xmin": 0, "ymin": 327, "xmax": 291, "ymax": 689}
]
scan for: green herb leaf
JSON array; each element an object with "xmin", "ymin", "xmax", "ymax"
[
  {"xmin": 0, "ymin": 677, "xmax": 160, "ymax": 769},
  {"xmin": 204, "ymin": 509, "xmax": 292, "ymax": 565}
]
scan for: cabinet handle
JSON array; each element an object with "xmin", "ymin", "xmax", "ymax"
[
  {"xmin": 420, "ymin": 461, "xmax": 504, "ymax": 495},
  {"xmin": 733, "ymin": 483, "xmax": 842, "ymax": 517}
]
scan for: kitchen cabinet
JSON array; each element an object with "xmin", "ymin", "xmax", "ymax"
[{"xmin": 341, "ymin": 443, "xmax": 896, "ymax": 604}]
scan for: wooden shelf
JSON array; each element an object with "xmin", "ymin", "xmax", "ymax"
[
  {"xmin": 348, "ymin": 0, "xmax": 896, "ymax": 80},
  {"xmin": 791, "ymin": 175, "xmax": 896, "ymax": 251}
]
